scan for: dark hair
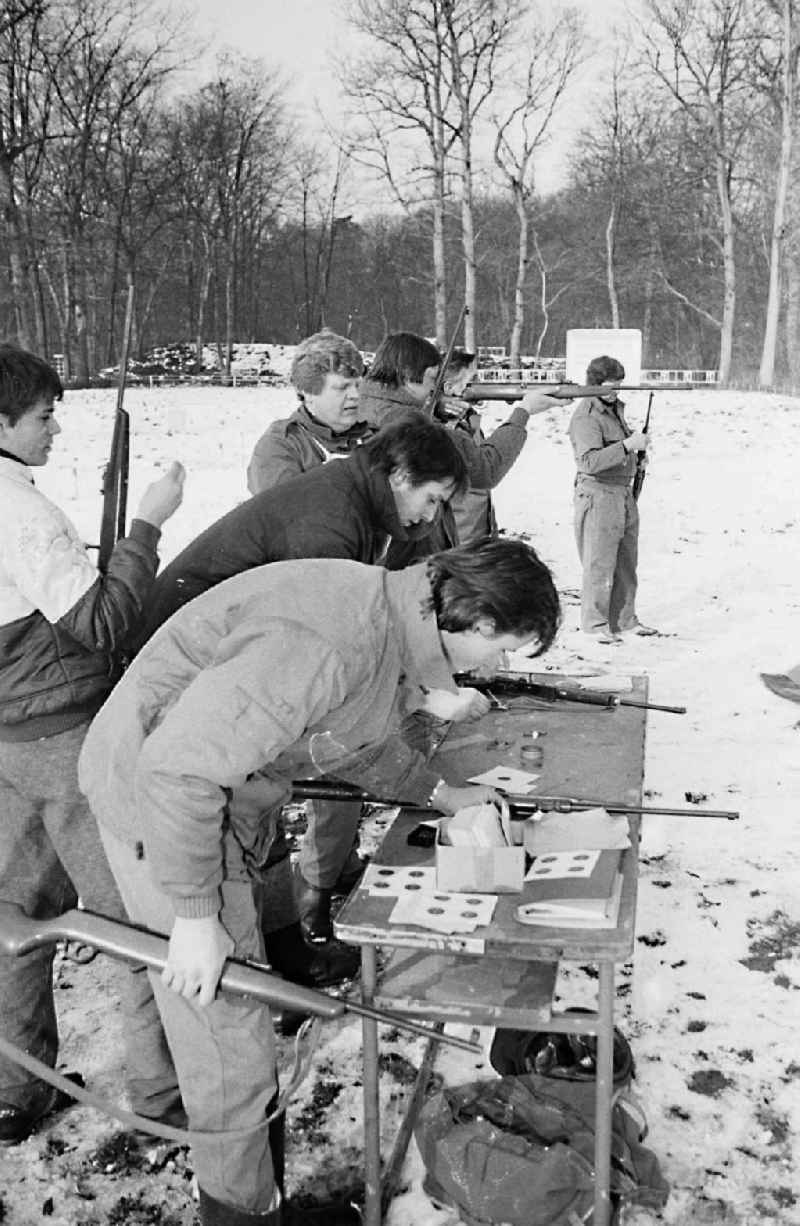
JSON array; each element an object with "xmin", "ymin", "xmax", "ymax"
[
  {"xmin": 366, "ymin": 332, "xmax": 441, "ymax": 388},
  {"xmin": 0, "ymin": 344, "xmax": 63, "ymax": 424},
  {"xmin": 291, "ymin": 329, "xmax": 364, "ymax": 396},
  {"xmin": 426, "ymin": 536, "xmax": 561, "ymax": 653},
  {"xmin": 362, "ymin": 411, "xmax": 467, "ymax": 493},
  {"xmin": 586, "ymin": 355, "xmax": 625, "ymax": 386},
  {"xmin": 446, "ymin": 348, "xmax": 476, "ymax": 375}
]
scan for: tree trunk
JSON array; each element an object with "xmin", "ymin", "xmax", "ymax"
[
  {"xmin": 716, "ymin": 153, "xmax": 736, "ymax": 383},
  {"xmin": 785, "ymin": 250, "xmax": 800, "ymax": 386},
  {"xmin": 759, "ymin": 0, "xmax": 796, "ymax": 388},
  {"xmin": 605, "ymin": 199, "xmax": 620, "ymax": 328},
  {"xmin": 509, "ymin": 183, "xmax": 529, "ymax": 366},
  {"xmin": 432, "ymin": 158, "xmax": 447, "ymax": 347}
]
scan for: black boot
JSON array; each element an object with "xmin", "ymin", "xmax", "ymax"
[
  {"xmin": 296, "ymin": 879, "xmax": 334, "ymax": 944},
  {"xmin": 198, "ymin": 1188, "xmax": 281, "ymax": 1225},
  {"xmin": 263, "ymin": 922, "xmax": 359, "ymax": 989}
]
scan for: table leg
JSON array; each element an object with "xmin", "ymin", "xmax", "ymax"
[
  {"xmin": 361, "ymin": 944, "xmax": 381, "ymax": 1226},
  {"xmin": 594, "ymin": 961, "xmax": 615, "ymax": 1226}
]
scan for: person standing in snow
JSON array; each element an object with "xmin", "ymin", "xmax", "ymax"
[
  {"xmin": 568, "ymin": 354, "xmax": 659, "ymax": 644},
  {"xmin": 0, "ymin": 343, "xmax": 185, "ymax": 1144}
]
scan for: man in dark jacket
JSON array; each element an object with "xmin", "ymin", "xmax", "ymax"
[
  {"xmin": 0, "ymin": 343, "xmax": 185, "ymax": 1144},
  {"xmin": 246, "ymin": 329, "xmax": 366, "ymax": 494},
  {"xmin": 132, "ymin": 413, "xmax": 482, "ymax": 988}
]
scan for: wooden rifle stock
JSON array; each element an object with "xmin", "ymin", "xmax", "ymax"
[
  {"xmin": 632, "ymin": 391, "xmax": 653, "ymax": 502},
  {"xmin": 0, "ymin": 902, "xmax": 481, "ymax": 1054},
  {"xmin": 97, "ymin": 285, "xmax": 134, "ymax": 572}
]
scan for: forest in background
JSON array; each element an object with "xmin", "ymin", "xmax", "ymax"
[{"xmin": 2, "ymin": 0, "xmax": 800, "ymax": 385}]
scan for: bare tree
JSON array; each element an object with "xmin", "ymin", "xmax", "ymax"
[
  {"xmin": 644, "ymin": 0, "xmax": 765, "ymax": 382},
  {"xmin": 440, "ymin": 0, "xmax": 522, "ymax": 350},
  {"xmin": 756, "ymin": 0, "xmax": 800, "ymax": 386},
  {"xmin": 491, "ymin": 4, "xmax": 584, "ymax": 364},
  {"xmin": 344, "ymin": 0, "xmax": 461, "ymax": 343}
]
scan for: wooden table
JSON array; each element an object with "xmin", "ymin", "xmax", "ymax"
[{"xmin": 334, "ymin": 674, "xmax": 647, "ymax": 1226}]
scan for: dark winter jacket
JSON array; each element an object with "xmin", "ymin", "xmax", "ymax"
[
  {"xmin": 246, "ymin": 403, "xmax": 366, "ymax": 494},
  {"xmin": 0, "ymin": 456, "xmax": 161, "ymax": 740},
  {"xmin": 135, "ymin": 444, "xmax": 432, "ymax": 645}
]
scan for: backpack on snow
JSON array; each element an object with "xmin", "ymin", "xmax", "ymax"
[{"xmin": 414, "ymin": 1073, "xmax": 670, "ymax": 1226}]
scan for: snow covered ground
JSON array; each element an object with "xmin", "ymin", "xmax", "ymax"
[{"xmin": 1, "ymin": 383, "xmax": 799, "ymax": 1225}]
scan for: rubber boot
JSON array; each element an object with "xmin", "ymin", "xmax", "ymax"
[
  {"xmin": 295, "ymin": 879, "xmax": 334, "ymax": 944},
  {"xmin": 263, "ymin": 922, "xmax": 359, "ymax": 988}
]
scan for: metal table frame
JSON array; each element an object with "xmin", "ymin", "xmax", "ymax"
[{"xmin": 335, "ymin": 673, "xmax": 647, "ymax": 1226}]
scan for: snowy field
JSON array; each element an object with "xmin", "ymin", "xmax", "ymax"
[{"xmin": 1, "ymin": 382, "xmax": 799, "ymax": 1225}]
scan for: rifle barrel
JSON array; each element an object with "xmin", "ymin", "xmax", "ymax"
[{"xmin": 455, "ymin": 673, "xmax": 686, "ymax": 716}]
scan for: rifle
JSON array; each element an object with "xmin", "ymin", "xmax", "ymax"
[
  {"xmin": 427, "ymin": 303, "xmax": 468, "ymax": 418},
  {"xmin": 632, "ymin": 391, "xmax": 653, "ymax": 502},
  {"xmin": 97, "ymin": 284, "xmax": 134, "ymax": 572},
  {"xmin": 0, "ymin": 901, "xmax": 481, "ymax": 1055},
  {"xmin": 455, "ymin": 670, "xmax": 686, "ymax": 715},
  {"xmin": 291, "ymin": 780, "xmax": 739, "ymax": 821},
  {"xmin": 462, "ymin": 381, "xmax": 704, "ymax": 404}
]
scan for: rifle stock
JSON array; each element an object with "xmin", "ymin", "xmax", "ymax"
[
  {"xmin": 0, "ymin": 902, "xmax": 481, "ymax": 1054},
  {"xmin": 632, "ymin": 391, "xmax": 653, "ymax": 502},
  {"xmin": 97, "ymin": 285, "xmax": 134, "ymax": 572}
]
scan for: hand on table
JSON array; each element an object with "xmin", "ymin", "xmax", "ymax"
[{"xmin": 420, "ymin": 686, "xmax": 491, "ymax": 722}]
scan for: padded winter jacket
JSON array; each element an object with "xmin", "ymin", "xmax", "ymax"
[
  {"xmin": 246, "ymin": 403, "xmax": 366, "ymax": 494},
  {"xmin": 0, "ymin": 456, "xmax": 160, "ymax": 740},
  {"xmin": 79, "ymin": 559, "xmax": 455, "ymax": 918}
]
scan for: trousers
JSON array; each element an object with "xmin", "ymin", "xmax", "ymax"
[
  {"xmin": 99, "ymin": 823, "xmax": 280, "ymax": 1213},
  {"xmin": 0, "ymin": 724, "xmax": 178, "ymax": 1118},
  {"xmin": 574, "ymin": 480, "xmax": 640, "ymax": 634}
]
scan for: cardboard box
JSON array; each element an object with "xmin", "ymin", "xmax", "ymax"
[{"xmin": 435, "ymin": 836, "xmax": 525, "ymax": 894}]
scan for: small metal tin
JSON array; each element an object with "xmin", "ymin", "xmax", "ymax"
[{"xmin": 520, "ymin": 744, "xmax": 544, "ymax": 767}]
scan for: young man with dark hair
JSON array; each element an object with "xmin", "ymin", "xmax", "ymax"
[
  {"xmin": 0, "ymin": 343, "xmax": 185, "ymax": 1144},
  {"xmin": 568, "ymin": 354, "xmax": 657, "ymax": 643},
  {"xmin": 130, "ymin": 413, "xmax": 477, "ymax": 986},
  {"xmin": 247, "ymin": 330, "xmax": 365, "ymax": 494},
  {"xmin": 78, "ymin": 537, "xmax": 560, "ymax": 1226},
  {"xmin": 358, "ymin": 332, "xmax": 560, "ymax": 565}
]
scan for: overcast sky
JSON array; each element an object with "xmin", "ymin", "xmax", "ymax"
[{"xmin": 186, "ymin": 0, "xmax": 639, "ymax": 200}]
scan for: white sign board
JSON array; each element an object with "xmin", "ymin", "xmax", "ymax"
[{"xmin": 566, "ymin": 329, "xmax": 642, "ymax": 384}]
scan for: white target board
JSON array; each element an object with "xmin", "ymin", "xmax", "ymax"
[{"xmin": 565, "ymin": 329, "xmax": 642, "ymax": 384}]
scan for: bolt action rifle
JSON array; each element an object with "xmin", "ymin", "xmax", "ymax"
[
  {"xmin": 291, "ymin": 780, "xmax": 739, "ymax": 820},
  {"xmin": 427, "ymin": 302, "xmax": 468, "ymax": 421},
  {"xmin": 454, "ymin": 670, "xmax": 686, "ymax": 715},
  {"xmin": 462, "ymin": 381, "xmax": 705, "ymax": 404},
  {"xmin": 97, "ymin": 284, "xmax": 134, "ymax": 572},
  {"xmin": 632, "ymin": 391, "xmax": 653, "ymax": 502},
  {"xmin": 0, "ymin": 901, "xmax": 481, "ymax": 1055}
]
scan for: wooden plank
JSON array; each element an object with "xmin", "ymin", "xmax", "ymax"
[{"xmin": 373, "ymin": 949, "xmax": 557, "ymax": 1027}]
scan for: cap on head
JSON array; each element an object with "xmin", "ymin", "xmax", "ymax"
[{"xmin": 586, "ymin": 355, "xmax": 625, "ymax": 386}]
